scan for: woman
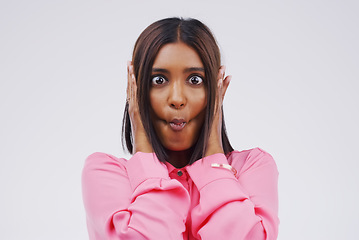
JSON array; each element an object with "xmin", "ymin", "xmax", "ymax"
[{"xmin": 82, "ymin": 17, "xmax": 279, "ymax": 239}]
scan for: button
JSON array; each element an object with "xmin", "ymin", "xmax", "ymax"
[{"xmin": 177, "ymin": 170, "xmax": 183, "ymax": 177}]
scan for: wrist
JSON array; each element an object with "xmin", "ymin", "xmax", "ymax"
[
  {"xmin": 133, "ymin": 140, "xmax": 153, "ymax": 153},
  {"xmin": 205, "ymin": 133, "xmax": 223, "ymax": 157},
  {"xmin": 133, "ymin": 132, "xmax": 153, "ymax": 153},
  {"xmin": 205, "ymin": 148, "xmax": 224, "ymax": 157},
  {"xmin": 205, "ymin": 144, "xmax": 224, "ymax": 157}
]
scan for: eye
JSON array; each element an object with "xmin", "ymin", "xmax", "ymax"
[
  {"xmin": 151, "ymin": 76, "xmax": 167, "ymax": 85},
  {"xmin": 188, "ymin": 75, "xmax": 204, "ymax": 85}
]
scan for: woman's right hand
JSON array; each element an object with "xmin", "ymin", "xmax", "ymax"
[
  {"xmin": 127, "ymin": 61, "xmax": 153, "ymax": 153},
  {"xmin": 205, "ymin": 65, "xmax": 231, "ymax": 157}
]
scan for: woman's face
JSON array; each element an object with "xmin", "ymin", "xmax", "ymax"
[{"xmin": 149, "ymin": 42, "xmax": 207, "ymax": 151}]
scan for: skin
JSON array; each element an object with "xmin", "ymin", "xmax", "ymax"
[
  {"xmin": 150, "ymin": 43, "xmax": 207, "ymax": 150},
  {"xmin": 127, "ymin": 42, "xmax": 231, "ymax": 168}
]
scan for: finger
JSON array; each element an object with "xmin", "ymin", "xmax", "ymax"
[
  {"xmin": 222, "ymin": 75, "xmax": 231, "ymax": 99},
  {"xmin": 131, "ymin": 68, "xmax": 136, "ymax": 102},
  {"xmin": 221, "ymin": 65, "xmax": 226, "ymax": 79},
  {"xmin": 217, "ymin": 65, "xmax": 226, "ymax": 99},
  {"xmin": 129, "ymin": 65, "xmax": 134, "ymax": 103},
  {"xmin": 127, "ymin": 61, "xmax": 132, "ymax": 101},
  {"xmin": 217, "ymin": 65, "xmax": 225, "ymax": 81},
  {"xmin": 130, "ymin": 65, "xmax": 137, "ymax": 108},
  {"xmin": 215, "ymin": 73, "xmax": 224, "ymax": 115}
]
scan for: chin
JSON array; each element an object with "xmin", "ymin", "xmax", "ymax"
[
  {"xmin": 164, "ymin": 145, "xmax": 190, "ymax": 152},
  {"xmin": 163, "ymin": 142, "xmax": 194, "ymax": 152}
]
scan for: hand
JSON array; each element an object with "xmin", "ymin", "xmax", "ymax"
[
  {"xmin": 127, "ymin": 61, "xmax": 153, "ymax": 153},
  {"xmin": 205, "ymin": 66, "xmax": 231, "ymax": 157}
]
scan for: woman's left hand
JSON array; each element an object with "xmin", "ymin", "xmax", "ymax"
[{"xmin": 205, "ymin": 66, "xmax": 231, "ymax": 157}]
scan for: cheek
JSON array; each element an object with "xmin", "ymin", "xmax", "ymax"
[
  {"xmin": 189, "ymin": 89, "xmax": 207, "ymax": 115},
  {"xmin": 149, "ymin": 89, "xmax": 165, "ymax": 117}
]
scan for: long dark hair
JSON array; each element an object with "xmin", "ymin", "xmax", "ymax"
[{"xmin": 122, "ymin": 17, "xmax": 233, "ymax": 164}]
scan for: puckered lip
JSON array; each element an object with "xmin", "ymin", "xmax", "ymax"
[
  {"xmin": 167, "ymin": 118, "xmax": 187, "ymax": 131},
  {"xmin": 169, "ymin": 118, "xmax": 186, "ymax": 124}
]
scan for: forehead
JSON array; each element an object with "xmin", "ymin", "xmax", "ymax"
[{"xmin": 152, "ymin": 42, "xmax": 203, "ymax": 68}]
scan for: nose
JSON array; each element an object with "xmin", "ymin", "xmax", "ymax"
[{"xmin": 168, "ymin": 81, "xmax": 186, "ymax": 110}]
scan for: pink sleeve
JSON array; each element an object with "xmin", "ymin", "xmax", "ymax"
[
  {"xmin": 186, "ymin": 148, "xmax": 279, "ymax": 240},
  {"xmin": 82, "ymin": 152, "xmax": 190, "ymax": 240}
]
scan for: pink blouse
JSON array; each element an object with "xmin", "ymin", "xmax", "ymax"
[{"xmin": 82, "ymin": 148, "xmax": 279, "ymax": 239}]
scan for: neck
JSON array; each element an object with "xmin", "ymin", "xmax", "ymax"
[{"xmin": 166, "ymin": 148, "xmax": 193, "ymax": 168}]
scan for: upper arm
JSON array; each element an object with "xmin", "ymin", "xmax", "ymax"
[
  {"xmin": 235, "ymin": 148, "xmax": 279, "ymax": 238},
  {"xmin": 82, "ymin": 152, "xmax": 132, "ymax": 237},
  {"xmin": 81, "ymin": 152, "xmax": 190, "ymax": 240}
]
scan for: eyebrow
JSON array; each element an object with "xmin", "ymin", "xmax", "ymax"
[{"xmin": 152, "ymin": 67, "xmax": 205, "ymax": 73}]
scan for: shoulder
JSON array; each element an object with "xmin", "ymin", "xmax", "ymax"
[
  {"xmin": 82, "ymin": 152, "xmax": 129, "ymax": 182},
  {"xmin": 84, "ymin": 152, "xmax": 128, "ymax": 168},
  {"xmin": 84, "ymin": 152, "xmax": 126, "ymax": 164},
  {"xmin": 228, "ymin": 147, "xmax": 278, "ymax": 175},
  {"xmin": 81, "ymin": 153, "xmax": 134, "ymax": 224}
]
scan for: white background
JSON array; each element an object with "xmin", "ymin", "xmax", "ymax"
[{"xmin": 1, "ymin": 0, "xmax": 358, "ymax": 239}]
